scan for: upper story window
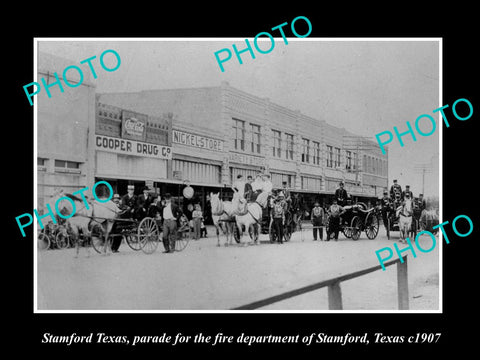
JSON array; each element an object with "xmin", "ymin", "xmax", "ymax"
[
  {"xmin": 301, "ymin": 138, "xmax": 310, "ymax": 163},
  {"xmin": 250, "ymin": 124, "xmax": 261, "ymax": 154},
  {"xmin": 272, "ymin": 130, "xmax": 281, "ymax": 157},
  {"xmin": 285, "ymin": 133, "xmax": 294, "ymax": 160},
  {"xmin": 233, "ymin": 118, "xmax": 245, "ymax": 151}
]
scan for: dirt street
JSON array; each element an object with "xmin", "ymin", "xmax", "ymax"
[{"xmin": 37, "ymin": 226, "xmax": 440, "ymax": 311}]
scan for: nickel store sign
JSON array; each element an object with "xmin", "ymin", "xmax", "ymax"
[
  {"xmin": 95, "ymin": 134, "xmax": 172, "ymax": 160},
  {"xmin": 173, "ymin": 129, "xmax": 224, "ymax": 152}
]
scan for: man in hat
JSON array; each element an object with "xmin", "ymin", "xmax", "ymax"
[
  {"xmin": 380, "ymin": 189, "xmax": 393, "ymax": 236},
  {"xmin": 112, "ymin": 193, "xmax": 121, "ymax": 205},
  {"xmin": 402, "ymin": 185, "xmax": 414, "ymax": 201},
  {"xmin": 311, "ymin": 201, "xmax": 325, "ymax": 241},
  {"xmin": 417, "ymin": 193, "xmax": 427, "ymax": 212},
  {"xmin": 327, "ymin": 198, "xmax": 345, "ymax": 241},
  {"xmin": 335, "ymin": 181, "xmax": 348, "ymax": 206},
  {"xmin": 162, "ymin": 193, "xmax": 182, "ymax": 253},
  {"xmin": 244, "ymin": 175, "xmax": 254, "ymax": 202},
  {"xmin": 120, "ymin": 185, "xmax": 138, "ymax": 219},
  {"xmin": 390, "ymin": 179, "xmax": 402, "ymax": 202},
  {"xmin": 137, "ymin": 185, "xmax": 153, "ymax": 219},
  {"xmin": 271, "ymin": 192, "xmax": 287, "ymax": 244}
]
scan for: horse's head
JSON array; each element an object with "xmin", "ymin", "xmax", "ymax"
[
  {"xmin": 402, "ymin": 198, "xmax": 413, "ymax": 216},
  {"xmin": 210, "ymin": 192, "xmax": 223, "ymax": 215}
]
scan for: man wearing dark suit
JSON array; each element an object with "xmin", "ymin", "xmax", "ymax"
[
  {"xmin": 335, "ymin": 182, "xmax": 348, "ymax": 206},
  {"xmin": 244, "ymin": 175, "xmax": 254, "ymax": 202},
  {"xmin": 120, "ymin": 185, "xmax": 137, "ymax": 219},
  {"xmin": 112, "ymin": 185, "xmax": 137, "ymax": 253},
  {"xmin": 137, "ymin": 185, "xmax": 153, "ymax": 220},
  {"xmin": 162, "ymin": 193, "xmax": 183, "ymax": 253}
]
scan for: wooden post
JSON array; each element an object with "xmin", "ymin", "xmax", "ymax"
[
  {"xmin": 397, "ymin": 257, "xmax": 409, "ymax": 310},
  {"xmin": 328, "ymin": 281, "xmax": 343, "ymax": 310}
]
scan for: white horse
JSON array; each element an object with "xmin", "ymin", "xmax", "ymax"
[
  {"xmin": 397, "ymin": 198, "xmax": 413, "ymax": 243},
  {"xmin": 210, "ymin": 192, "xmax": 236, "ymax": 246},
  {"xmin": 46, "ymin": 191, "xmax": 119, "ymax": 257},
  {"xmin": 234, "ymin": 201, "xmax": 263, "ymax": 246}
]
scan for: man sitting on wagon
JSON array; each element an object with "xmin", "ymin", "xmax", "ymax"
[
  {"xmin": 402, "ymin": 185, "xmax": 414, "ymax": 201},
  {"xmin": 119, "ymin": 185, "xmax": 138, "ymax": 219}
]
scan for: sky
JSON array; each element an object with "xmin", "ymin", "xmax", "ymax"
[{"xmin": 37, "ymin": 39, "xmax": 440, "ymax": 197}]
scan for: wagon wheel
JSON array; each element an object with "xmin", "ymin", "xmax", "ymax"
[
  {"xmin": 175, "ymin": 228, "xmax": 191, "ymax": 252},
  {"xmin": 233, "ymin": 224, "xmax": 241, "ymax": 243},
  {"xmin": 139, "ymin": 217, "xmax": 160, "ymax": 254},
  {"xmin": 351, "ymin": 216, "xmax": 362, "ymax": 240},
  {"xmin": 55, "ymin": 229, "xmax": 70, "ymax": 249},
  {"xmin": 365, "ymin": 212, "xmax": 380, "ymax": 240},
  {"xmin": 91, "ymin": 223, "xmax": 105, "ymax": 254},
  {"xmin": 125, "ymin": 232, "xmax": 144, "ymax": 251},
  {"xmin": 342, "ymin": 226, "xmax": 353, "ymax": 239},
  {"xmin": 38, "ymin": 231, "xmax": 51, "ymax": 251}
]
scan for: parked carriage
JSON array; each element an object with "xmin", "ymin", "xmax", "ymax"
[
  {"xmin": 89, "ymin": 214, "xmax": 190, "ymax": 254},
  {"xmin": 326, "ymin": 202, "xmax": 380, "ymax": 240}
]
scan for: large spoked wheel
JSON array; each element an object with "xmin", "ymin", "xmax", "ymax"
[
  {"xmin": 125, "ymin": 233, "xmax": 144, "ymax": 251},
  {"xmin": 365, "ymin": 212, "xmax": 380, "ymax": 240},
  {"xmin": 91, "ymin": 223, "xmax": 105, "ymax": 254},
  {"xmin": 55, "ymin": 230, "xmax": 70, "ymax": 249},
  {"xmin": 233, "ymin": 224, "xmax": 241, "ymax": 244},
  {"xmin": 342, "ymin": 226, "xmax": 353, "ymax": 239},
  {"xmin": 351, "ymin": 216, "xmax": 362, "ymax": 240},
  {"xmin": 139, "ymin": 217, "xmax": 160, "ymax": 254},
  {"xmin": 175, "ymin": 229, "xmax": 190, "ymax": 252},
  {"xmin": 38, "ymin": 231, "xmax": 50, "ymax": 251}
]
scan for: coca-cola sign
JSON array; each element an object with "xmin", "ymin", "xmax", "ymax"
[{"xmin": 121, "ymin": 111, "xmax": 147, "ymax": 141}]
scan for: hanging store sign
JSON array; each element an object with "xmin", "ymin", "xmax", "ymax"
[
  {"xmin": 95, "ymin": 135, "xmax": 172, "ymax": 160},
  {"xmin": 121, "ymin": 111, "xmax": 147, "ymax": 141},
  {"xmin": 172, "ymin": 129, "xmax": 224, "ymax": 152},
  {"xmin": 229, "ymin": 152, "xmax": 265, "ymax": 167}
]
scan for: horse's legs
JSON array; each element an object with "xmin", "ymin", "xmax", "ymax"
[
  {"xmin": 71, "ymin": 226, "xmax": 80, "ymax": 258},
  {"xmin": 102, "ymin": 222, "xmax": 114, "ymax": 254},
  {"xmin": 215, "ymin": 222, "xmax": 221, "ymax": 247}
]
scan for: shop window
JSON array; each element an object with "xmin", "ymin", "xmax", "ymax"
[{"xmin": 54, "ymin": 159, "xmax": 81, "ymax": 173}]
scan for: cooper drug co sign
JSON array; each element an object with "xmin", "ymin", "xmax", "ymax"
[{"xmin": 95, "ymin": 135, "xmax": 172, "ymax": 159}]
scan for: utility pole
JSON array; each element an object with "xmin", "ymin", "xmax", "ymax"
[{"xmin": 413, "ymin": 164, "xmax": 433, "ymax": 195}]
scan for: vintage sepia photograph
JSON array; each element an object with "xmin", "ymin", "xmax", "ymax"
[{"xmin": 33, "ymin": 38, "xmax": 441, "ymax": 312}]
